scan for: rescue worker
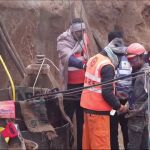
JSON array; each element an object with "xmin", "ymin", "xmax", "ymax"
[
  {"xmin": 147, "ymin": 51, "xmax": 150, "ymax": 65},
  {"xmin": 126, "ymin": 43, "xmax": 149, "ymax": 150},
  {"xmin": 144, "ymin": 51, "xmax": 150, "ymax": 65},
  {"xmin": 80, "ymin": 38, "xmax": 127, "ymax": 149},
  {"xmin": 108, "ymin": 31, "xmax": 132, "ymax": 150},
  {"xmin": 57, "ymin": 18, "xmax": 89, "ymax": 149}
]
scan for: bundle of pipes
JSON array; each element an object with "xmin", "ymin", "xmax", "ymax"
[
  {"xmin": 24, "ymin": 69, "xmax": 149, "ymax": 101},
  {"xmin": 0, "ymin": 20, "xmax": 26, "ymax": 78}
]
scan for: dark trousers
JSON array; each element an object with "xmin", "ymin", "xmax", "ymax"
[
  {"xmin": 128, "ymin": 116, "xmax": 148, "ymax": 150},
  {"xmin": 63, "ymin": 84, "xmax": 83, "ymax": 150},
  {"xmin": 110, "ymin": 113, "xmax": 129, "ymax": 150}
]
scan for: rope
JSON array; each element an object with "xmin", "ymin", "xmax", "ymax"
[
  {"xmin": 32, "ymin": 58, "xmax": 45, "ymax": 96},
  {"xmin": 32, "ymin": 57, "xmax": 60, "ymax": 96},
  {"xmin": 44, "ymin": 58, "xmax": 60, "ymax": 73}
]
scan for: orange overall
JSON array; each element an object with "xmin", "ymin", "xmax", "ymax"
[{"xmin": 81, "ymin": 53, "xmax": 114, "ymax": 149}]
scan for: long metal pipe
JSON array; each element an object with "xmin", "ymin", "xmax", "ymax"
[
  {"xmin": 0, "ymin": 20, "xmax": 26, "ymax": 78},
  {"xmin": 0, "ymin": 55, "xmax": 15, "ymax": 101}
]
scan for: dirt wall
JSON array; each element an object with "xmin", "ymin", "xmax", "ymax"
[{"xmin": 0, "ymin": 0, "xmax": 150, "ymax": 87}]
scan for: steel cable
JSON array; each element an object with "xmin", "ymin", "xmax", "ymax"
[
  {"xmin": 26, "ymin": 69, "xmax": 149, "ymax": 101},
  {"xmin": 40, "ymin": 73, "xmax": 144, "ymax": 102}
]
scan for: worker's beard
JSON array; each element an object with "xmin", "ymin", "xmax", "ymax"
[
  {"xmin": 132, "ymin": 61, "xmax": 143, "ymax": 72},
  {"xmin": 73, "ymin": 34, "xmax": 83, "ymax": 42}
]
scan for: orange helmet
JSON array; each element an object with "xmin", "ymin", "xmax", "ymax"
[{"xmin": 127, "ymin": 43, "xmax": 146, "ymax": 58}]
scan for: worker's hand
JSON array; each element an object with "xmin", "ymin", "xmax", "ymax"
[
  {"xmin": 118, "ymin": 105, "xmax": 128, "ymax": 113},
  {"xmin": 116, "ymin": 91, "xmax": 128, "ymax": 100},
  {"xmin": 125, "ymin": 109, "xmax": 140, "ymax": 118}
]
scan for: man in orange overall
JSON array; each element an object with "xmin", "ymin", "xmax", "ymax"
[{"xmin": 80, "ymin": 38, "xmax": 127, "ymax": 149}]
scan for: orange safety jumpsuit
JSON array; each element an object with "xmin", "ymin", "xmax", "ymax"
[{"xmin": 80, "ymin": 53, "xmax": 115, "ymax": 149}]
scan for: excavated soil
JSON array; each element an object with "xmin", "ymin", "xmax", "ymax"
[
  {"xmin": 0, "ymin": 1, "xmax": 149, "ymax": 149},
  {"xmin": 0, "ymin": 0, "xmax": 149, "ymax": 87}
]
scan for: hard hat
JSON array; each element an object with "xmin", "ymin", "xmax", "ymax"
[{"xmin": 127, "ymin": 43, "xmax": 146, "ymax": 58}]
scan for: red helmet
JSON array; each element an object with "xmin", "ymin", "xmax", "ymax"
[{"xmin": 127, "ymin": 43, "xmax": 146, "ymax": 58}]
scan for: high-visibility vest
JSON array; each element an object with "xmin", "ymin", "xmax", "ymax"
[
  {"xmin": 68, "ymin": 53, "xmax": 86, "ymax": 84},
  {"xmin": 116, "ymin": 56, "xmax": 132, "ymax": 85},
  {"xmin": 80, "ymin": 53, "xmax": 114, "ymax": 111},
  {"xmin": 115, "ymin": 56, "xmax": 132, "ymax": 98},
  {"xmin": 68, "ymin": 33, "xmax": 89, "ymax": 84}
]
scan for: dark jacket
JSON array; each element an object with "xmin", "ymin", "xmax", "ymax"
[
  {"xmin": 100, "ymin": 51, "xmax": 121, "ymax": 110},
  {"xmin": 132, "ymin": 63, "xmax": 149, "ymax": 115}
]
